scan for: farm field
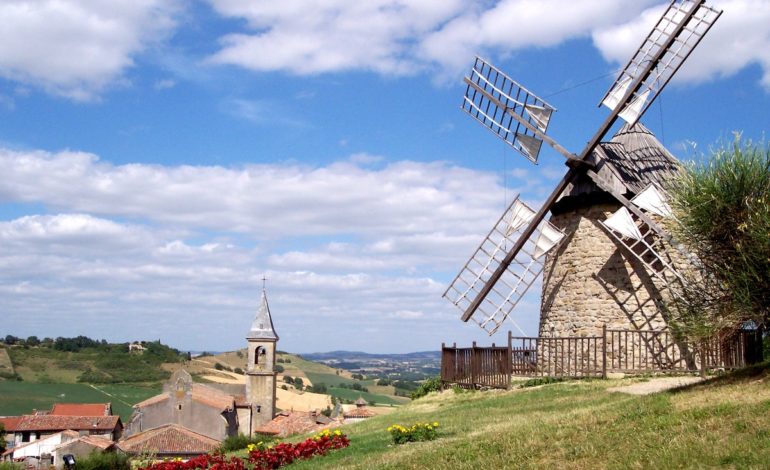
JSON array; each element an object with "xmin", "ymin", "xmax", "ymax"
[
  {"xmin": 0, "ymin": 382, "xmax": 160, "ymax": 422},
  {"xmin": 327, "ymin": 386, "xmax": 408, "ymax": 406},
  {"xmin": 286, "ymin": 363, "xmax": 770, "ymax": 469}
]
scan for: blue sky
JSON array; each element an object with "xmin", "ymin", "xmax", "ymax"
[{"xmin": 0, "ymin": 0, "xmax": 768, "ymax": 353}]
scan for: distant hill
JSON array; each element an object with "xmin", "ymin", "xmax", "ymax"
[
  {"xmin": 0, "ymin": 337, "xmax": 185, "ymax": 384},
  {"xmin": 302, "ymin": 350, "xmax": 440, "ymax": 361}
]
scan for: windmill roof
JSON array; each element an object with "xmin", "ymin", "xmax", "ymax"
[
  {"xmin": 555, "ymin": 123, "xmax": 680, "ymax": 211},
  {"xmin": 247, "ymin": 290, "xmax": 278, "ymax": 341}
]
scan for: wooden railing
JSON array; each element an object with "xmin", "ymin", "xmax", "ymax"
[
  {"xmin": 441, "ymin": 327, "xmax": 763, "ymax": 387},
  {"xmin": 441, "ymin": 339, "xmax": 512, "ymax": 389}
]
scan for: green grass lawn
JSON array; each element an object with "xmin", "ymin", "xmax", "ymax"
[
  {"xmin": 284, "ymin": 363, "xmax": 770, "ymax": 469},
  {"xmin": 0, "ymin": 382, "xmax": 160, "ymax": 422},
  {"xmin": 327, "ymin": 387, "xmax": 409, "ymax": 406}
]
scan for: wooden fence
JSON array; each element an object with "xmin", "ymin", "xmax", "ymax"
[
  {"xmin": 441, "ymin": 327, "xmax": 763, "ymax": 388},
  {"xmin": 441, "ymin": 339, "xmax": 512, "ymax": 389}
]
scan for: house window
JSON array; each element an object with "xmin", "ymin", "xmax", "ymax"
[{"xmin": 21, "ymin": 432, "xmax": 30, "ymax": 443}]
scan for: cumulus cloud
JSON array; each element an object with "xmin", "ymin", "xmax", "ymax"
[
  {"xmin": 0, "ymin": 148, "xmax": 508, "ymax": 238},
  {"xmin": 0, "ymin": 0, "xmax": 179, "ymax": 100},
  {"xmin": 206, "ymin": 0, "xmax": 770, "ymax": 90},
  {"xmin": 0, "ymin": 146, "xmax": 550, "ymax": 352},
  {"xmin": 206, "ymin": 0, "xmax": 655, "ymax": 77},
  {"xmin": 593, "ymin": 0, "xmax": 770, "ymax": 90}
]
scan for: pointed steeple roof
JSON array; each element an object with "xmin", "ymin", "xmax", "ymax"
[{"xmin": 247, "ymin": 290, "xmax": 278, "ymax": 341}]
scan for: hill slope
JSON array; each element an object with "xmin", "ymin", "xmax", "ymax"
[{"xmin": 287, "ymin": 364, "xmax": 770, "ymax": 469}]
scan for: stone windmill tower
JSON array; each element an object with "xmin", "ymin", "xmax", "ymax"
[
  {"xmin": 540, "ymin": 123, "xmax": 681, "ymax": 338},
  {"xmin": 444, "ymin": 0, "xmax": 722, "ymax": 348},
  {"xmin": 246, "ymin": 287, "xmax": 279, "ymax": 432}
]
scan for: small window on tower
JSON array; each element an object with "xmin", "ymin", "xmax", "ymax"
[
  {"xmin": 178, "ymin": 404, "xmax": 182, "ymax": 411},
  {"xmin": 255, "ymin": 346, "xmax": 265, "ymax": 365}
]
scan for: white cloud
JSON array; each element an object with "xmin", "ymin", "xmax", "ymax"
[
  {"xmin": 0, "ymin": 0, "xmax": 179, "ymax": 100},
  {"xmin": 206, "ymin": 0, "xmax": 770, "ymax": 91},
  {"xmin": 206, "ymin": 0, "xmax": 655, "ymax": 78},
  {"xmin": 0, "ymin": 146, "xmax": 549, "ymax": 352},
  {"xmin": 0, "ymin": 148, "xmax": 509, "ymax": 238},
  {"xmin": 593, "ymin": 0, "xmax": 770, "ymax": 90}
]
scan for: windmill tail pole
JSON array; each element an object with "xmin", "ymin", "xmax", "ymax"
[{"xmin": 461, "ymin": 168, "xmax": 578, "ymax": 322}]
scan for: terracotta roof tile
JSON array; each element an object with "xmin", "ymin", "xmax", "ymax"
[
  {"xmin": 254, "ymin": 411, "xmax": 339, "ymax": 438},
  {"xmin": 14, "ymin": 415, "xmax": 121, "ymax": 432},
  {"xmin": 0, "ymin": 416, "xmax": 22, "ymax": 432},
  {"xmin": 343, "ymin": 407, "xmax": 376, "ymax": 419},
  {"xmin": 135, "ymin": 385, "xmax": 234, "ymax": 412},
  {"xmin": 135, "ymin": 394, "xmax": 169, "ymax": 408},
  {"xmin": 191, "ymin": 384, "xmax": 235, "ymax": 411},
  {"xmin": 64, "ymin": 435, "xmax": 115, "ymax": 450},
  {"xmin": 50, "ymin": 403, "xmax": 111, "ymax": 417},
  {"xmin": 118, "ymin": 424, "xmax": 220, "ymax": 455}
]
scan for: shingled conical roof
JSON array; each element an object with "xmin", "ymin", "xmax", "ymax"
[
  {"xmin": 553, "ymin": 123, "xmax": 680, "ymax": 213},
  {"xmin": 247, "ymin": 290, "xmax": 278, "ymax": 341}
]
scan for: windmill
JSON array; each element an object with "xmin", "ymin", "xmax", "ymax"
[{"xmin": 444, "ymin": 0, "xmax": 722, "ymax": 340}]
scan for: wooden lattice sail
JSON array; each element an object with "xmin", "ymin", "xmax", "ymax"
[{"xmin": 443, "ymin": 196, "xmax": 565, "ymax": 335}]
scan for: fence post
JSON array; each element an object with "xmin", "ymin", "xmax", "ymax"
[
  {"xmin": 602, "ymin": 324, "xmax": 607, "ymax": 379},
  {"xmin": 507, "ymin": 331, "xmax": 513, "ymax": 388}
]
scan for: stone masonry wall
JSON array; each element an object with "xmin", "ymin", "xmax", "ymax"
[{"xmin": 540, "ymin": 203, "xmax": 669, "ymax": 337}]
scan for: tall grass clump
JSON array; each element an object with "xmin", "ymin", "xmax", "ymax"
[{"xmin": 667, "ymin": 136, "xmax": 770, "ymax": 340}]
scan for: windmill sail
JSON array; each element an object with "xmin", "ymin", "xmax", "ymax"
[
  {"xmin": 600, "ymin": 193, "xmax": 685, "ymax": 285},
  {"xmin": 600, "ymin": 0, "xmax": 722, "ymax": 125},
  {"xmin": 443, "ymin": 196, "xmax": 565, "ymax": 335},
  {"xmin": 462, "ymin": 57, "xmax": 556, "ymax": 163}
]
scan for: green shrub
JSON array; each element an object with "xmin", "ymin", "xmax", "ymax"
[
  {"xmin": 411, "ymin": 376, "xmax": 442, "ymax": 399},
  {"xmin": 73, "ymin": 450, "xmax": 129, "ymax": 470}
]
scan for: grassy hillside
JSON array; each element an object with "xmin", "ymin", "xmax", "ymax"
[
  {"xmin": 0, "ymin": 382, "xmax": 159, "ymax": 422},
  {"xmin": 286, "ymin": 364, "xmax": 770, "ymax": 469},
  {"xmin": 5, "ymin": 340, "xmax": 184, "ymax": 383}
]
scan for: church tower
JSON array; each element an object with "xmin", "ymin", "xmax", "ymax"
[{"xmin": 245, "ymin": 288, "xmax": 278, "ymax": 432}]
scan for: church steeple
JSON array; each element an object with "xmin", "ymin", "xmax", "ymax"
[
  {"xmin": 245, "ymin": 285, "xmax": 278, "ymax": 433},
  {"xmin": 247, "ymin": 289, "xmax": 278, "ymax": 341}
]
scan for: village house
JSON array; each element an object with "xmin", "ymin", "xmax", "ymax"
[
  {"xmin": 254, "ymin": 410, "xmax": 338, "ymax": 438},
  {"xmin": 1, "ymin": 403, "xmax": 121, "ymax": 467},
  {"xmin": 342, "ymin": 397, "xmax": 376, "ymax": 423}
]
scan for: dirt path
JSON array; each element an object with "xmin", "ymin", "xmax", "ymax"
[{"xmin": 608, "ymin": 376, "xmax": 705, "ymax": 395}]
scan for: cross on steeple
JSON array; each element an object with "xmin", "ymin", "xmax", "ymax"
[{"xmin": 261, "ymin": 275, "xmax": 268, "ymax": 291}]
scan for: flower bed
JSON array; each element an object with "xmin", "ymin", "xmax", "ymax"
[
  {"xmin": 138, "ymin": 429, "xmax": 349, "ymax": 470},
  {"xmin": 248, "ymin": 429, "xmax": 349, "ymax": 469},
  {"xmin": 386, "ymin": 422, "xmax": 439, "ymax": 445}
]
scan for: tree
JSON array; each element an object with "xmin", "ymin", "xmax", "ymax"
[
  {"xmin": 294, "ymin": 377, "xmax": 304, "ymax": 390},
  {"xmin": 26, "ymin": 336, "xmax": 40, "ymax": 347},
  {"xmin": 274, "ymin": 364, "xmax": 285, "ymax": 373},
  {"xmin": 0, "ymin": 423, "xmax": 5, "ymax": 453},
  {"xmin": 667, "ymin": 137, "xmax": 770, "ymax": 335}
]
